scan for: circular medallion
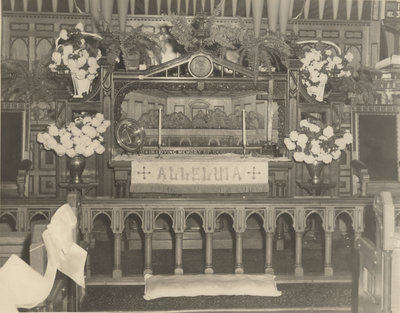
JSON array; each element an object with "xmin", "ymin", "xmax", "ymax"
[
  {"xmin": 115, "ymin": 119, "xmax": 146, "ymax": 153},
  {"xmin": 188, "ymin": 55, "xmax": 213, "ymax": 78}
]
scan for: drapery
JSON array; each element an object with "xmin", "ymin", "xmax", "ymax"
[{"xmin": 0, "ymin": 203, "xmax": 87, "ymax": 312}]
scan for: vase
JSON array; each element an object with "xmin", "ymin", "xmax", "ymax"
[
  {"xmin": 305, "ymin": 162, "xmax": 324, "ymax": 184},
  {"xmin": 327, "ymin": 77, "xmax": 342, "ymax": 92},
  {"xmin": 71, "ymin": 76, "xmax": 92, "ymax": 98},
  {"xmin": 67, "ymin": 156, "xmax": 86, "ymax": 184}
]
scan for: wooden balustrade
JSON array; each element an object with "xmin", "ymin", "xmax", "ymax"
[
  {"xmin": 3, "ymin": 196, "xmax": 399, "ymax": 283},
  {"xmin": 78, "ymin": 196, "xmax": 374, "ymax": 278}
]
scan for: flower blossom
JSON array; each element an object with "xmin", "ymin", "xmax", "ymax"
[
  {"xmin": 297, "ymin": 134, "xmax": 308, "ymax": 145},
  {"xmin": 284, "ymin": 138, "xmax": 296, "ymax": 150},
  {"xmin": 343, "ymin": 131, "xmax": 353, "ymax": 144},
  {"xmin": 293, "ymin": 152, "xmax": 306, "ymax": 162},
  {"xmin": 289, "ymin": 131, "xmax": 299, "ymax": 142}
]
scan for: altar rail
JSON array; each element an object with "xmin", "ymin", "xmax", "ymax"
[{"xmin": 3, "ymin": 197, "xmax": 399, "ymax": 280}]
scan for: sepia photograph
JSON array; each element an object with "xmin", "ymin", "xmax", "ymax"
[{"xmin": 0, "ymin": 1, "xmax": 399, "ymax": 312}]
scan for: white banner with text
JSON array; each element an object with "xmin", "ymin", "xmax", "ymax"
[{"xmin": 130, "ymin": 156, "xmax": 269, "ymax": 193}]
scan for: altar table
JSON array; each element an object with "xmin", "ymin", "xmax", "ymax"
[{"xmin": 124, "ymin": 155, "xmax": 288, "ymax": 194}]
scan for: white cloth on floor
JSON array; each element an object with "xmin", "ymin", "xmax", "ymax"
[
  {"xmin": 0, "ymin": 203, "xmax": 87, "ymax": 312},
  {"xmin": 144, "ymin": 274, "xmax": 282, "ymax": 300}
]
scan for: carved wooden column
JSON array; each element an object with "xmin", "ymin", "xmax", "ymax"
[
  {"xmin": 265, "ymin": 232, "xmax": 274, "ymax": 274},
  {"xmin": 324, "ymin": 231, "xmax": 333, "ymax": 276},
  {"xmin": 143, "ymin": 209, "xmax": 153, "ymax": 275},
  {"xmin": 324, "ymin": 206, "xmax": 335, "ymax": 276},
  {"xmin": 276, "ymin": 216, "xmax": 285, "ymax": 250},
  {"xmin": 17, "ymin": 207, "xmax": 28, "ymax": 232},
  {"xmin": 264, "ymin": 207, "xmax": 275, "ymax": 274},
  {"xmin": 144, "ymin": 233, "xmax": 153, "ymax": 275},
  {"xmin": 174, "ymin": 232, "xmax": 184, "ymax": 274},
  {"xmin": 235, "ymin": 232, "xmax": 244, "ymax": 274},
  {"xmin": 205, "ymin": 232, "xmax": 214, "ymax": 274},
  {"xmin": 294, "ymin": 231, "xmax": 304, "ymax": 276},
  {"xmin": 234, "ymin": 207, "xmax": 245, "ymax": 274},
  {"xmin": 100, "ymin": 66, "xmax": 114, "ymax": 197},
  {"xmin": 112, "ymin": 207, "xmax": 123, "ymax": 278},
  {"xmin": 204, "ymin": 208, "xmax": 215, "ymax": 274},
  {"xmin": 294, "ymin": 208, "xmax": 305, "ymax": 276},
  {"xmin": 174, "ymin": 208, "xmax": 185, "ymax": 275},
  {"xmin": 113, "ymin": 233, "xmax": 123, "ymax": 278}
]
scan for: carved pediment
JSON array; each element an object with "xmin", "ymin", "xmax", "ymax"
[{"xmin": 122, "ymin": 49, "xmax": 256, "ymax": 80}]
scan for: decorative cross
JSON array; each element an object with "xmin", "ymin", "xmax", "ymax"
[
  {"xmin": 137, "ymin": 166, "xmax": 151, "ymax": 180},
  {"xmin": 247, "ymin": 166, "xmax": 261, "ymax": 180}
]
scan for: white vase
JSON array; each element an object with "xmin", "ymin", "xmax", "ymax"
[
  {"xmin": 72, "ymin": 76, "xmax": 92, "ymax": 98},
  {"xmin": 315, "ymin": 82, "xmax": 325, "ymax": 102}
]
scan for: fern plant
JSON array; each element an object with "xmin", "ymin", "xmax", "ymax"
[
  {"xmin": 167, "ymin": 3, "xmax": 291, "ymax": 74},
  {"xmin": 241, "ymin": 31, "xmax": 292, "ymax": 74},
  {"xmin": 1, "ymin": 60, "xmax": 60, "ymax": 103},
  {"xmin": 118, "ymin": 27, "xmax": 162, "ymax": 69}
]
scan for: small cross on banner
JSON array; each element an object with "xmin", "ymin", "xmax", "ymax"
[
  {"xmin": 137, "ymin": 166, "xmax": 151, "ymax": 180},
  {"xmin": 248, "ymin": 166, "xmax": 261, "ymax": 180}
]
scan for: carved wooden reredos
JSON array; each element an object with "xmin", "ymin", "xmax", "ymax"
[{"xmin": 110, "ymin": 50, "xmax": 295, "ymax": 156}]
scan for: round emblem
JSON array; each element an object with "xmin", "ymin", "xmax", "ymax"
[
  {"xmin": 188, "ymin": 55, "xmax": 213, "ymax": 78},
  {"xmin": 115, "ymin": 119, "xmax": 146, "ymax": 153}
]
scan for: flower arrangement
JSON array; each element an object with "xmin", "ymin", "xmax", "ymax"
[
  {"xmin": 49, "ymin": 23, "xmax": 102, "ymax": 83},
  {"xmin": 37, "ymin": 113, "xmax": 111, "ymax": 158},
  {"xmin": 284, "ymin": 120, "xmax": 353, "ymax": 165},
  {"xmin": 300, "ymin": 47, "xmax": 354, "ymax": 101}
]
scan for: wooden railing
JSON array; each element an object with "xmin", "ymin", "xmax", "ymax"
[
  {"xmin": 357, "ymin": 192, "xmax": 400, "ymax": 313},
  {"xmin": 79, "ymin": 196, "xmax": 372, "ymax": 278},
  {"xmin": 4, "ymin": 195, "xmax": 399, "ymax": 286}
]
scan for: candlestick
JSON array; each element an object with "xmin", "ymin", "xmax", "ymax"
[
  {"xmin": 158, "ymin": 108, "xmax": 162, "ymax": 147},
  {"xmin": 242, "ymin": 109, "xmax": 247, "ymax": 147}
]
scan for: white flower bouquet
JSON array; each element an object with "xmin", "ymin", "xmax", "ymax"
[
  {"xmin": 300, "ymin": 47, "xmax": 353, "ymax": 101},
  {"xmin": 37, "ymin": 113, "xmax": 111, "ymax": 158},
  {"xmin": 284, "ymin": 120, "xmax": 352, "ymax": 165},
  {"xmin": 49, "ymin": 23, "xmax": 102, "ymax": 82}
]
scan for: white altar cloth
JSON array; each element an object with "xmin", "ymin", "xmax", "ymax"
[{"xmin": 127, "ymin": 155, "xmax": 288, "ymax": 193}]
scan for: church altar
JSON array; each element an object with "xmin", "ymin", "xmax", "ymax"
[{"xmin": 113, "ymin": 154, "xmax": 289, "ymax": 194}]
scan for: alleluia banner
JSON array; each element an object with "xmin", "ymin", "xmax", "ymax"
[{"xmin": 130, "ymin": 155, "xmax": 269, "ymax": 193}]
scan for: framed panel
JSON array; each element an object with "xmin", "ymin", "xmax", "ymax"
[
  {"xmin": 40, "ymin": 150, "xmax": 55, "ymax": 170},
  {"xmin": 39, "ymin": 176, "xmax": 56, "ymax": 194}
]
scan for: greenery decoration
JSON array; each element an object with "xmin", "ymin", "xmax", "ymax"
[
  {"xmin": 1, "ymin": 60, "xmax": 60, "ymax": 104},
  {"xmin": 241, "ymin": 31, "xmax": 291, "ymax": 74},
  {"xmin": 167, "ymin": 2, "xmax": 291, "ymax": 74},
  {"xmin": 118, "ymin": 27, "xmax": 162, "ymax": 69}
]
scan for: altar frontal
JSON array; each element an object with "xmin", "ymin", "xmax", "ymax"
[{"xmin": 131, "ymin": 156, "xmax": 269, "ymax": 193}]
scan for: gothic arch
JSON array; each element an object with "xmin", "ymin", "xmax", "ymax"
[
  {"xmin": 91, "ymin": 211, "xmax": 112, "ymax": 225},
  {"xmin": 123, "ymin": 211, "xmax": 143, "ymax": 224},
  {"xmin": 185, "ymin": 211, "xmax": 204, "ymax": 226},
  {"xmin": 275, "ymin": 210, "xmax": 294, "ymax": 224},
  {"xmin": 334, "ymin": 210, "xmax": 354, "ymax": 226},
  {"xmin": 245, "ymin": 211, "xmax": 265, "ymax": 224}
]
